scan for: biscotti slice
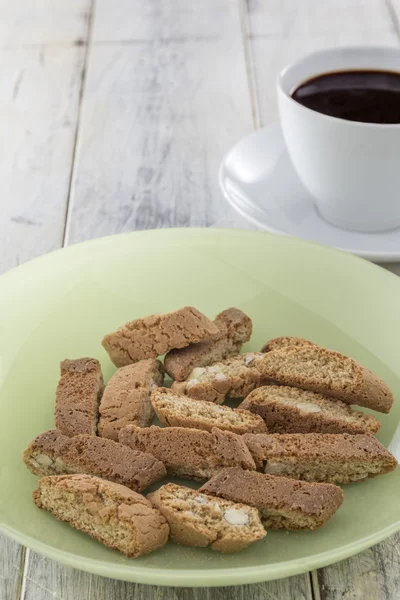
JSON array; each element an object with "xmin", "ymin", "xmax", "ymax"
[
  {"xmin": 200, "ymin": 468, "xmax": 343, "ymax": 530},
  {"xmin": 119, "ymin": 425, "xmax": 256, "ymax": 481},
  {"xmin": 243, "ymin": 433, "xmax": 397, "ymax": 483},
  {"xmin": 148, "ymin": 483, "xmax": 265, "ymax": 553},
  {"xmin": 240, "ymin": 385, "xmax": 381, "ymax": 435},
  {"xmin": 55, "ymin": 358, "xmax": 104, "ymax": 437},
  {"xmin": 23, "ymin": 429, "xmax": 166, "ymax": 492},
  {"xmin": 164, "ymin": 308, "xmax": 252, "ymax": 381},
  {"xmin": 152, "ymin": 388, "xmax": 266, "ymax": 434},
  {"xmin": 171, "ymin": 352, "xmax": 267, "ymax": 404},
  {"xmin": 261, "ymin": 336, "xmax": 315, "ymax": 353},
  {"xmin": 33, "ymin": 474, "xmax": 169, "ymax": 557},
  {"xmin": 102, "ymin": 306, "xmax": 219, "ymax": 367},
  {"xmin": 98, "ymin": 359, "xmax": 164, "ymax": 441},
  {"xmin": 254, "ymin": 346, "xmax": 394, "ymax": 413}
]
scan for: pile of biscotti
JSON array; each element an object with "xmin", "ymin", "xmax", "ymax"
[{"xmin": 24, "ymin": 306, "xmax": 398, "ymax": 557}]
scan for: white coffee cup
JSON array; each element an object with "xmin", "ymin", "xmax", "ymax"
[{"xmin": 277, "ymin": 46, "xmax": 400, "ymax": 233}]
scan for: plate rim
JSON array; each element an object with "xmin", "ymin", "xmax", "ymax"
[
  {"xmin": 2, "ymin": 519, "xmax": 400, "ymax": 587},
  {"xmin": 219, "ymin": 125, "xmax": 400, "ymax": 263},
  {"xmin": 1, "ymin": 227, "xmax": 399, "ymax": 586}
]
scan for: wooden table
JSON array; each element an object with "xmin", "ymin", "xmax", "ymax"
[{"xmin": 1, "ymin": 1, "xmax": 400, "ymax": 598}]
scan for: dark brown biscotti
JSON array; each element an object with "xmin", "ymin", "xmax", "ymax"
[
  {"xmin": 243, "ymin": 432, "xmax": 398, "ymax": 484},
  {"xmin": 102, "ymin": 306, "xmax": 219, "ymax": 367},
  {"xmin": 171, "ymin": 352, "xmax": 268, "ymax": 404},
  {"xmin": 253, "ymin": 346, "xmax": 394, "ymax": 413},
  {"xmin": 261, "ymin": 336, "xmax": 316, "ymax": 353},
  {"xmin": 199, "ymin": 468, "xmax": 344, "ymax": 530},
  {"xmin": 23, "ymin": 429, "xmax": 166, "ymax": 492},
  {"xmin": 55, "ymin": 358, "xmax": 104, "ymax": 437},
  {"xmin": 148, "ymin": 483, "xmax": 265, "ymax": 553},
  {"xmin": 119, "ymin": 425, "xmax": 256, "ymax": 481},
  {"xmin": 239, "ymin": 385, "xmax": 381, "ymax": 435},
  {"xmin": 33, "ymin": 474, "xmax": 169, "ymax": 557},
  {"xmin": 151, "ymin": 387, "xmax": 267, "ymax": 434},
  {"xmin": 164, "ymin": 308, "xmax": 252, "ymax": 381},
  {"xmin": 98, "ymin": 359, "xmax": 164, "ymax": 441}
]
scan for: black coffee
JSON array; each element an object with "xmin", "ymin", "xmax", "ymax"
[{"xmin": 291, "ymin": 70, "xmax": 400, "ymax": 124}]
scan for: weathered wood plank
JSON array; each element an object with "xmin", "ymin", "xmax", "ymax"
[
  {"xmin": 0, "ymin": 536, "xmax": 24, "ymax": 600},
  {"xmin": 0, "ymin": 44, "xmax": 86, "ymax": 276},
  {"xmin": 0, "ymin": 0, "xmax": 90, "ymax": 46},
  {"xmin": 93, "ymin": 0, "xmax": 240, "ymax": 41},
  {"xmin": 64, "ymin": 0, "xmax": 255, "ymax": 244}
]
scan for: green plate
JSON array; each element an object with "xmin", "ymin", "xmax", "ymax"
[{"xmin": 0, "ymin": 228, "xmax": 399, "ymax": 587}]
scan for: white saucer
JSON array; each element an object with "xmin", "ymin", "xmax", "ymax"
[{"xmin": 219, "ymin": 123, "xmax": 400, "ymax": 262}]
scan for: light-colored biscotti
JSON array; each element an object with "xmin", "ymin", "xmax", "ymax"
[
  {"xmin": 148, "ymin": 483, "xmax": 265, "ymax": 553},
  {"xmin": 33, "ymin": 474, "xmax": 169, "ymax": 557},
  {"xmin": 240, "ymin": 385, "xmax": 381, "ymax": 435},
  {"xmin": 23, "ymin": 429, "xmax": 166, "ymax": 492},
  {"xmin": 254, "ymin": 346, "xmax": 394, "ymax": 413},
  {"xmin": 164, "ymin": 308, "xmax": 252, "ymax": 381},
  {"xmin": 200, "ymin": 468, "xmax": 344, "ymax": 530},
  {"xmin": 261, "ymin": 336, "xmax": 315, "ymax": 353},
  {"xmin": 55, "ymin": 358, "xmax": 104, "ymax": 437},
  {"xmin": 119, "ymin": 425, "xmax": 256, "ymax": 481},
  {"xmin": 102, "ymin": 306, "xmax": 219, "ymax": 367},
  {"xmin": 171, "ymin": 352, "xmax": 267, "ymax": 404},
  {"xmin": 98, "ymin": 359, "xmax": 164, "ymax": 441},
  {"xmin": 243, "ymin": 433, "xmax": 397, "ymax": 484},
  {"xmin": 151, "ymin": 388, "xmax": 267, "ymax": 434}
]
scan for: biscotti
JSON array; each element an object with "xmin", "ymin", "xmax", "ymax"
[
  {"xmin": 102, "ymin": 306, "xmax": 219, "ymax": 367},
  {"xmin": 164, "ymin": 308, "xmax": 252, "ymax": 381},
  {"xmin": 240, "ymin": 385, "xmax": 381, "ymax": 435},
  {"xmin": 152, "ymin": 388, "xmax": 267, "ymax": 434},
  {"xmin": 254, "ymin": 346, "xmax": 394, "ymax": 413},
  {"xmin": 33, "ymin": 474, "xmax": 169, "ymax": 557},
  {"xmin": 98, "ymin": 359, "xmax": 164, "ymax": 441},
  {"xmin": 243, "ymin": 433, "xmax": 398, "ymax": 483},
  {"xmin": 148, "ymin": 483, "xmax": 265, "ymax": 553},
  {"xmin": 55, "ymin": 358, "xmax": 104, "ymax": 437},
  {"xmin": 23, "ymin": 429, "xmax": 166, "ymax": 492},
  {"xmin": 119, "ymin": 425, "xmax": 256, "ymax": 480},
  {"xmin": 261, "ymin": 336, "xmax": 315, "ymax": 353},
  {"xmin": 171, "ymin": 352, "xmax": 267, "ymax": 404},
  {"xmin": 200, "ymin": 468, "xmax": 344, "ymax": 530}
]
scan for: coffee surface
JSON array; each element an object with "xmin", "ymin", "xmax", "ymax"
[{"xmin": 291, "ymin": 70, "xmax": 400, "ymax": 124}]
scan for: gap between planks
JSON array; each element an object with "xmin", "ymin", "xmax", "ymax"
[
  {"xmin": 238, "ymin": 0, "xmax": 261, "ymax": 129},
  {"xmin": 62, "ymin": 0, "xmax": 97, "ymax": 247},
  {"xmin": 15, "ymin": 549, "xmax": 29, "ymax": 600}
]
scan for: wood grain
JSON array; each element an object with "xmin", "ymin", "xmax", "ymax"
[
  {"xmin": 64, "ymin": 0, "xmax": 255, "ymax": 244},
  {"xmin": 93, "ymin": 0, "xmax": 240, "ymax": 41},
  {"xmin": 0, "ymin": 0, "xmax": 90, "ymax": 46},
  {"xmin": 0, "ymin": 44, "xmax": 85, "ymax": 275},
  {"xmin": 0, "ymin": 537, "xmax": 23, "ymax": 599}
]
